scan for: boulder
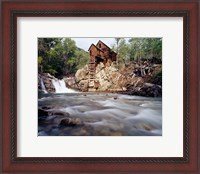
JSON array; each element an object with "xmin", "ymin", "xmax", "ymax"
[
  {"xmin": 105, "ymin": 71, "xmax": 127, "ymax": 91},
  {"xmin": 96, "ymin": 70, "xmax": 108, "ymax": 82},
  {"xmin": 75, "ymin": 69, "xmax": 87, "ymax": 82},
  {"xmin": 98, "ymin": 81, "xmax": 112, "ymax": 91},
  {"xmin": 59, "ymin": 118, "xmax": 82, "ymax": 126},
  {"xmin": 78, "ymin": 80, "xmax": 89, "ymax": 91},
  {"xmin": 64, "ymin": 77, "xmax": 79, "ymax": 89},
  {"xmin": 96, "ymin": 62, "xmax": 105, "ymax": 72},
  {"xmin": 38, "ymin": 73, "xmax": 55, "ymax": 93},
  {"xmin": 75, "ymin": 65, "xmax": 89, "ymax": 83},
  {"xmin": 121, "ymin": 83, "xmax": 162, "ymax": 97}
]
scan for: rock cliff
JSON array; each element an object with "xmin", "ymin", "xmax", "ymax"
[
  {"xmin": 74, "ymin": 62, "xmax": 128, "ymax": 92},
  {"xmin": 39, "ymin": 59, "xmax": 162, "ymax": 97},
  {"xmin": 73, "ymin": 60, "xmax": 162, "ymax": 97}
]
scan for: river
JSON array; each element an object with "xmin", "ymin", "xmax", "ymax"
[{"xmin": 38, "ymin": 93, "xmax": 162, "ymax": 136}]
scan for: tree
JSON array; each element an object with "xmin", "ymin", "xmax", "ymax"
[
  {"xmin": 117, "ymin": 39, "xmax": 130, "ymax": 65},
  {"xmin": 114, "ymin": 38, "xmax": 122, "ymax": 68},
  {"xmin": 128, "ymin": 38, "xmax": 162, "ymax": 62},
  {"xmin": 38, "ymin": 38, "xmax": 89, "ymax": 77},
  {"xmin": 112, "ymin": 38, "xmax": 130, "ymax": 69},
  {"xmin": 38, "ymin": 38, "xmax": 62, "ymax": 74},
  {"xmin": 150, "ymin": 38, "xmax": 162, "ymax": 58},
  {"xmin": 75, "ymin": 48, "xmax": 89, "ymax": 69},
  {"xmin": 129, "ymin": 38, "xmax": 144, "ymax": 62}
]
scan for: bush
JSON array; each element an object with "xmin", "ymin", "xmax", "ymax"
[{"xmin": 148, "ymin": 71, "xmax": 162, "ymax": 85}]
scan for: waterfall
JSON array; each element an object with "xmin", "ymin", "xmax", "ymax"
[
  {"xmin": 52, "ymin": 79, "xmax": 76, "ymax": 93},
  {"xmin": 40, "ymin": 78, "xmax": 48, "ymax": 93}
]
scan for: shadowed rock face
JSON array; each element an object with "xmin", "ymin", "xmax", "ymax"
[
  {"xmin": 38, "ymin": 73, "xmax": 56, "ymax": 93},
  {"xmin": 39, "ymin": 73, "xmax": 78, "ymax": 94},
  {"xmin": 120, "ymin": 83, "xmax": 162, "ymax": 97}
]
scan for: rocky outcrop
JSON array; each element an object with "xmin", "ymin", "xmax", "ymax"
[
  {"xmin": 75, "ymin": 62, "xmax": 128, "ymax": 92},
  {"xmin": 63, "ymin": 77, "xmax": 79, "ymax": 90},
  {"xmin": 117, "ymin": 60, "xmax": 162, "ymax": 97},
  {"xmin": 39, "ymin": 59, "xmax": 162, "ymax": 97},
  {"xmin": 39, "ymin": 73, "xmax": 79, "ymax": 93},
  {"xmin": 121, "ymin": 82, "xmax": 162, "ymax": 97},
  {"xmin": 38, "ymin": 73, "xmax": 56, "ymax": 93},
  {"xmin": 74, "ymin": 65, "xmax": 89, "ymax": 91},
  {"xmin": 74, "ymin": 60, "xmax": 162, "ymax": 97},
  {"xmin": 75, "ymin": 64, "xmax": 89, "ymax": 82}
]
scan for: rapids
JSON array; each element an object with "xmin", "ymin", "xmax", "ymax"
[
  {"xmin": 52, "ymin": 79, "xmax": 77, "ymax": 93},
  {"xmin": 38, "ymin": 93, "xmax": 162, "ymax": 136}
]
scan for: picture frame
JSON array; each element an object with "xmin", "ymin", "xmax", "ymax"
[{"xmin": 1, "ymin": 0, "xmax": 199, "ymax": 173}]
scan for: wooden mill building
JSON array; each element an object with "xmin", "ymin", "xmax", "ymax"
[{"xmin": 88, "ymin": 40, "xmax": 117, "ymax": 90}]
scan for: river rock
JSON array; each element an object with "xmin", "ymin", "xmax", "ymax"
[
  {"xmin": 59, "ymin": 118, "xmax": 82, "ymax": 126},
  {"xmin": 51, "ymin": 111, "xmax": 70, "ymax": 117}
]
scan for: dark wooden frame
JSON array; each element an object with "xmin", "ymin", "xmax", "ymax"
[{"xmin": 1, "ymin": 0, "xmax": 199, "ymax": 173}]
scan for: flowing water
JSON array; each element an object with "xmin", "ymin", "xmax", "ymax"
[
  {"xmin": 40, "ymin": 78, "xmax": 48, "ymax": 93},
  {"xmin": 52, "ymin": 79, "xmax": 77, "ymax": 93},
  {"xmin": 38, "ymin": 93, "xmax": 162, "ymax": 136}
]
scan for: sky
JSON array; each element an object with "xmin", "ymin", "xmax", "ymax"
[{"xmin": 71, "ymin": 38, "xmax": 116, "ymax": 52}]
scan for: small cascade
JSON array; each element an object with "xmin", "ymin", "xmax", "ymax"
[
  {"xmin": 52, "ymin": 79, "xmax": 76, "ymax": 93},
  {"xmin": 40, "ymin": 78, "xmax": 48, "ymax": 93}
]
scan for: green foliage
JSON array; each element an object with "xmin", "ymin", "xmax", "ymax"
[
  {"xmin": 38, "ymin": 38, "xmax": 89, "ymax": 77},
  {"xmin": 148, "ymin": 71, "xmax": 162, "ymax": 85},
  {"xmin": 112, "ymin": 37, "xmax": 162, "ymax": 69},
  {"xmin": 75, "ymin": 49, "xmax": 89, "ymax": 69},
  {"xmin": 112, "ymin": 38, "xmax": 130, "ymax": 68},
  {"xmin": 38, "ymin": 56, "xmax": 43, "ymax": 64},
  {"xmin": 112, "ymin": 38, "xmax": 162, "ymax": 68},
  {"xmin": 128, "ymin": 38, "xmax": 162, "ymax": 61},
  {"xmin": 38, "ymin": 37, "xmax": 162, "ymax": 77},
  {"xmin": 118, "ymin": 39, "xmax": 130, "ymax": 64}
]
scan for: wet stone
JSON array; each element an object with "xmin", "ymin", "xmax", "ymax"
[
  {"xmin": 38, "ymin": 109, "xmax": 49, "ymax": 117},
  {"xmin": 41, "ymin": 106, "xmax": 52, "ymax": 110},
  {"xmin": 52, "ymin": 111, "xmax": 70, "ymax": 117},
  {"xmin": 59, "ymin": 118, "xmax": 82, "ymax": 127}
]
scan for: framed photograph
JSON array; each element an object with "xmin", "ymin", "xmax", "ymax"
[{"xmin": 1, "ymin": 0, "xmax": 199, "ymax": 173}]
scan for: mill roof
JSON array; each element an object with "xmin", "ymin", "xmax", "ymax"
[
  {"xmin": 88, "ymin": 43, "xmax": 104, "ymax": 52},
  {"xmin": 96, "ymin": 40, "xmax": 110, "ymax": 49}
]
